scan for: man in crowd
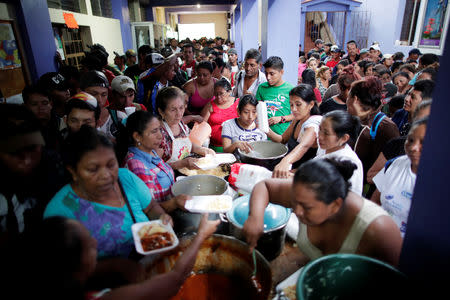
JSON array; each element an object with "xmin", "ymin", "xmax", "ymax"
[
  {"xmin": 343, "ymin": 40, "xmax": 360, "ymax": 64},
  {"xmin": 407, "ymin": 48, "xmax": 422, "ymax": 63},
  {"xmin": 326, "ymin": 45, "xmax": 341, "ymax": 70},
  {"xmin": 382, "ymin": 54, "xmax": 394, "ymax": 70},
  {"xmin": 226, "ymin": 48, "xmax": 240, "ymax": 74},
  {"xmin": 124, "ymin": 45, "xmax": 153, "ymax": 87},
  {"xmin": 125, "ymin": 49, "xmax": 137, "ymax": 67},
  {"xmin": 180, "ymin": 43, "xmax": 197, "ymax": 79},
  {"xmin": 37, "ymin": 72, "xmax": 71, "ymax": 119},
  {"xmin": 232, "ymin": 48, "xmax": 267, "ymax": 99},
  {"xmin": 322, "ymin": 42, "xmax": 333, "ymax": 63},
  {"xmin": 62, "ymin": 92, "xmax": 100, "ymax": 137},
  {"xmin": 169, "ymin": 38, "xmax": 181, "ymax": 54},
  {"xmin": 256, "ymin": 56, "xmax": 294, "ymax": 135},
  {"xmin": 369, "ymin": 44, "xmax": 382, "ymax": 63}
]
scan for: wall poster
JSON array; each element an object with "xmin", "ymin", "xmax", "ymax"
[{"xmin": 419, "ymin": 0, "xmax": 449, "ymax": 48}]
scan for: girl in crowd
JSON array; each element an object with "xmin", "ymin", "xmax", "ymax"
[
  {"xmin": 372, "ymin": 118, "xmax": 428, "ymax": 237},
  {"xmin": 123, "ymin": 111, "xmax": 189, "ymax": 211},
  {"xmin": 221, "ymin": 94, "xmax": 267, "ymax": 153},
  {"xmin": 347, "ymin": 77, "xmax": 399, "ymax": 185},
  {"xmin": 316, "ymin": 66, "xmax": 331, "ymax": 99},
  {"xmin": 320, "ymin": 65, "xmax": 361, "ymax": 115},
  {"xmin": 44, "ymin": 126, "xmax": 171, "ymax": 259},
  {"xmin": 182, "ymin": 61, "xmax": 216, "ymax": 115},
  {"xmin": 306, "ymin": 57, "xmax": 318, "ymax": 73},
  {"xmin": 392, "ymin": 72, "xmax": 411, "ymax": 95},
  {"xmin": 10, "ymin": 215, "xmax": 219, "ymax": 300},
  {"xmin": 157, "ymin": 87, "xmax": 214, "ymax": 170},
  {"xmin": 242, "ymin": 158, "xmax": 402, "ymax": 267},
  {"xmin": 301, "ymin": 68, "xmax": 322, "ymax": 104},
  {"xmin": 267, "ymin": 84, "xmax": 322, "ymax": 178},
  {"xmin": 314, "ymin": 110, "xmax": 364, "ymax": 195},
  {"xmin": 201, "ymin": 78, "xmax": 239, "ymax": 152}
]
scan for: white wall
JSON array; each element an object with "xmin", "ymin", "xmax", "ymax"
[
  {"xmin": 48, "ymin": 8, "xmax": 124, "ymax": 64},
  {"xmin": 178, "ymin": 13, "xmax": 228, "ymax": 39}
]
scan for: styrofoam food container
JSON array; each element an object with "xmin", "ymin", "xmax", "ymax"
[
  {"xmin": 184, "ymin": 195, "xmax": 233, "ymax": 213},
  {"xmin": 194, "ymin": 154, "xmax": 237, "ymax": 170},
  {"xmin": 132, "ymin": 220, "xmax": 179, "ymax": 255}
]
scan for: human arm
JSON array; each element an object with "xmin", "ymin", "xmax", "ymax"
[
  {"xmin": 100, "ymin": 214, "xmax": 220, "ymax": 300},
  {"xmin": 266, "ymin": 121, "xmax": 294, "ymax": 143},
  {"xmin": 192, "ymin": 143, "xmax": 215, "ymax": 157},
  {"xmin": 144, "ymin": 200, "xmax": 173, "ymax": 227},
  {"xmin": 222, "ymin": 136, "xmax": 253, "ymax": 153},
  {"xmin": 370, "ymin": 189, "xmax": 381, "ymax": 205},
  {"xmin": 242, "ymin": 179, "xmax": 294, "ymax": 252},
  {"xmin": 200, "ymin": 102, "xmax": 212, "ymax": 123},
  {"xmin": 357, "ymin": 215, "xmax": 403, "ymax": 267},
  {"xmin": 182, "ymin": 114, "xmax": 204, "ymax": 125},
  {"xmin": 168, "ymin": 157, "xmax": 200, "ymax": 170},
  {"xmin": 367, "ymin": 152, "xmax": 387, "ymax": 184},
  {"xmin": 268, "ymin": 114, "xmax": 294, "ymax": 126},
  {"xmin": 159, "ymin": 194, "xmax": 191, "ymax": 212},
  {"xmin": 273, "ymin": 127, "xmax": 317, "ymax": 178}
]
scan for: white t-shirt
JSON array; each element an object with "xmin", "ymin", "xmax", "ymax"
[
  {"xmin": 315, "ymin": 144, "xmax": 364, "ymax": 196},
  {"xmin": 373, "ymin": 155, "xmax": 416, "ymax": 237},
  {"xmin": 222, "ymin": 118, "xmax": 267, "ymax": 143},
  {"xmin": 97, "ymin": 110, "xmax": 127, "ymax": 141},
  {"xmin": 232, "ymin": 70, "xmax": 267, "ymax": 98},
  {"xmin": 297, "ymin": 115, "xmax": 322, "ymax": 143}
]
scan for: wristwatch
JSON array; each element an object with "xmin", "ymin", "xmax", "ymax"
[{"xmin": 280, "ymin": 116, "xmax": 286, "ymax": 123}]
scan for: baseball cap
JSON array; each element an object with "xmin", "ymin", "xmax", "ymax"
[
  {"xmin": 383, "ymin": 53, "xmax": 393, "ymax": 59},
  {"xmin": 144, "ymin": 52, "xmax": 165, "ymax": 67},
  {"xmin": 80, "ymin": 70, "xmax": 109, "ymax": 90},
  {"xmin": 382, "ymin": 82, "xmax": 398, "ymax": 104},
  {"xmin": 38, "ymin": 72, "xmax": 69, "ymax": 92},
  {"xmin": 315, "ymin": 39, "xmax": 324, "ymax": 45},
  {"xmin": 228, "ymin": 48, "xmax": 237, "ymax": 55},
  {"xmin": 125, "ymin": 49, "xmax": 137, "ymax": 57},
  {"xmin": 69, "ymin": 91, "xmax": 98, "ymax": 108},
  {"xmin": 409, "ymin": 48, "xmax": 422, "ymax": 56},
  {"xmin": 370, "ymin": 44, "xmax": 381, "ymax": 51},
  {"xmin": 330, "ymin": 45, "xmax": 340, "ymax": 52},
  {"xmin": 111, "ymin": 75, "xmax": 135, "ymax": 94},
  {"xmin": 360, "ymin": 48, "xmax": 369, "ymax": 54}
]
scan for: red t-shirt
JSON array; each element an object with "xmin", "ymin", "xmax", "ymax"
[
  {"xmin": 313, "ymin": 88, "xmax": 322, "ymax": 104},
  {"xmin": 326, "ymin": 59, "xmax": 340, "ymax": 70},
  {"xmin": 181, "ymin": 60, "xmax": 197, "ymax": 77}
]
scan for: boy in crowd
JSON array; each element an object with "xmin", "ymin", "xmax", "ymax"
[
  {"xmin": 37, "ymin": 72, "xmax": 71, "ymax": 118},
  {"xmin": 180, "ymin": 43, "xmax": 196, "ymax": 79},
  {"xmin": 62, "ymin": 92, "xmax": 100, "ymax": 138},
  {"xmin": 256, "ymin": 56, "xmax": 294, "ymax": 135}
]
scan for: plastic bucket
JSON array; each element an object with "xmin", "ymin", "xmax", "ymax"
[{"xmin": 296, "ymin": 254, "xmax": 408, "ymax": 300}]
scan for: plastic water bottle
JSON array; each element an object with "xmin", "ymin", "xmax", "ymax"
[{"xmin": 256, "ymin": 102, "xmax": 269, "ymax": 133}]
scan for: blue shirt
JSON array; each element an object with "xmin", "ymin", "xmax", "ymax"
[
  {"xmin": 392, "ymin": 109, "xmax": 409, "ymax": 135},
  {"xmin": 44, "ymin": 168, "xmax": 151, "ymax": 258}
]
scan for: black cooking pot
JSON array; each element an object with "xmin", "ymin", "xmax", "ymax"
[
  {"xmin": 237, "ymin": 141, "xmax": 288, "ymax": 171},
  {"xmin": 224, "ymin": 194, "xmax": 291, "ymax": 261}
]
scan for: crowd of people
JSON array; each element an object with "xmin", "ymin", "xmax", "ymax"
[{"xmin": 0, "ymin": 33, "xmax": 440, "ymax": 299}]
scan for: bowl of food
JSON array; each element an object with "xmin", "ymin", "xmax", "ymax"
[
  {"xmin": 132, "ymin": 220, "xmax": 179, "ymax": 255},
  {"xmin": 237, "ymin": 141, "xmax": 288, "ymax": 171}
]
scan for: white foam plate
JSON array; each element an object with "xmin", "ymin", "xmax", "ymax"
[
  {"xmin": 184, "ymin": 195, "xmax": 233, "ymax": 213},
  {"xmin": 194, "ymin": 154, "xmax": 236, "ymax": 170},
  {"xmin": 131, "ymin": 220, "xmax": 179, "ymax": 255},
  {"xmin": 273, "ymin": 267, "xmax": 304, "ymax": 300}
]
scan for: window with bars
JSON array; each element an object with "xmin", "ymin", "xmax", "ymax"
[
  {"xmin": 400, "ymin": 0, "xmax": 422, "ymax": 45},
  {"xmin": 47, "ymin": 0, "xmax": 87, "ymax": 14},
  {"xmin": 55, "ymin": 26, "xmax": 90, "ymax": 70},
  {"xmin": 91, "ymin": 0, "xmax": 113, "ymax": 18}
]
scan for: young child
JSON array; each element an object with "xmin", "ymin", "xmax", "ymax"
[{"xmin": 221, "ymin": 94, "xmax": 267, "ymax": 153}]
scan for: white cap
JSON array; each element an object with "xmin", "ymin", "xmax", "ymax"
[
  {"xmin": 111, "ymin": 75, "xmax": 135, "ymax": 94},
  {"xmin": 370, "ymin": 44, "xmax": 381, "ymax": 51},
  {"xmin": 383, "ymin": 53, "xmax": 393, "ymax": 59}
]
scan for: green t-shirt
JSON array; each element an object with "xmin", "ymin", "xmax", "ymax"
[{"xmin": 255, "ymin": 81, "xmax": 294, "ymax": 135}]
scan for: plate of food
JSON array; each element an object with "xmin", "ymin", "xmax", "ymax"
[
  {"xmin": 184, "ymin": 195, "xmax": 233, "ymax": 213},
  {"xmin": 273, "ymin": 267, "xmax": 304, "ymax": 300},
  {"xmin": 132, "ymin": 220, "xmax": 179, "ymax": 255},
  {"xmin": 178, "ymin": 163, "xmax": 231, "ymax": 178}
]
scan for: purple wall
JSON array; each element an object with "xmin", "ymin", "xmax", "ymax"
[
  {"xmin": 234, "ymin": 4, "xmax": 242, "ymax": 60},
  {"xmin": 111, "ymin": 0, "xmax": 133, "ymax": 51},
  {"xmin": 265, "ymin": 0, "xmax": 301, "ymax": 86},
  {"xmin": 241, "ymin": 0, "xmax": 259, "ymax": 55},
  {"xmin": 16, "ymin": 0, "xmax": 57, "ymax": 82}
]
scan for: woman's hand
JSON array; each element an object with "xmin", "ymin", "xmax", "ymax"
[
  {"xmin": 201, "ymin": 147, "xmax": 215, "ymax": 157},
  {"xmin": 183, "ymin": 157, "xmax": 200, "ymax": 170},
  {"xmin": 160, "ymin": 213, "xmax": 173, "ymax": 227},
  {"xmin": 174, "ymin": 194, "xmax": 191, "ymax": 210},
  {"xmin": 242, "ymin": 216, "xmax": 264, "ymax": 253},
  {"xmin": 197, "ymin": 213, "xmax": 221, "ymax": 241},
  {"xmin": 273, "ymin": 160, "xmax": 292, "ymax": 179},
  {"xmin": 235, "ymin": 141, "xmax": 253, "ymax": 153},
  {"xmin": 269, "ymin": 116, "xmax": 282, "ymax": 125}
]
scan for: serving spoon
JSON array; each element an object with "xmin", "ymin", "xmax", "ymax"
[{"xmin": 250, "ymin": 249, "xmax": 262, "ymax": 293}]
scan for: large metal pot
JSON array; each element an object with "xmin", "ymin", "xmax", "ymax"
[
  {"xmin": 225, "ymin": 194, "xmax": 291, "ymax": 261},
  {"xmin": 170, "ymin": 175, "xmax": 230, "ymax": 235},
  {"xmin": 238, "ymin": 141, "xmax": 288, "ymax": 171},
  {"xmin": 142, "ymin": 234, "xmax": 272, "ymax": 300}
]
